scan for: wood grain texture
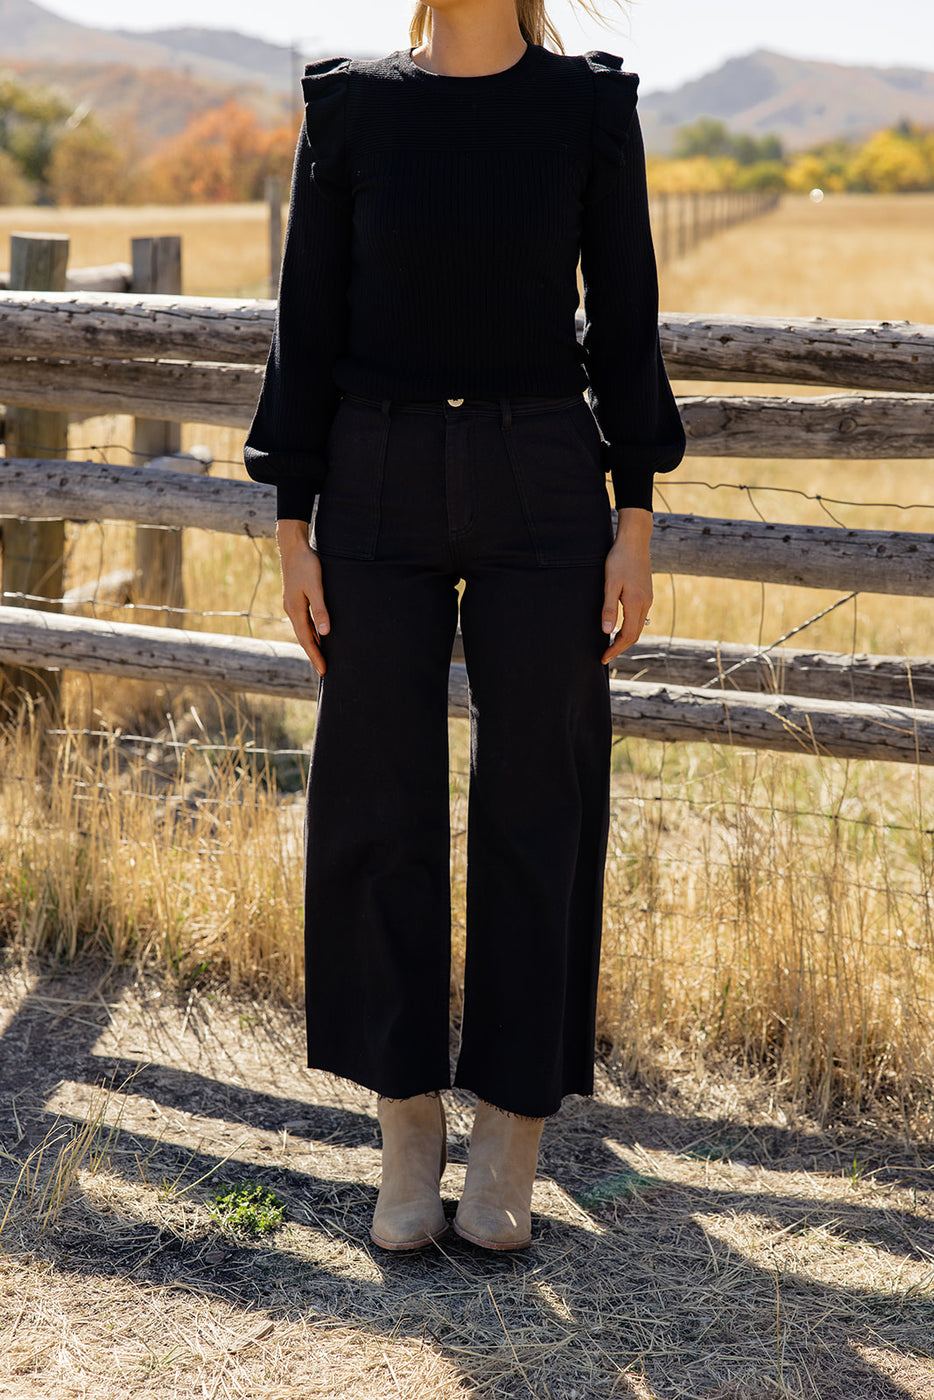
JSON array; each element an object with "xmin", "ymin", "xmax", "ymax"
[
  {"xmin": 657, "ymin": 313, "xmax": 934, "ymax": 392},
  {"xmin": 650, "ymin": 511, "xmax": 934, "ymax": 596},
  {"xmin": 5, "ymin": 459, "xmax": 931, "ymax": 596},
  {"xmin": 0, "ymin": 355, "xmax": 263, "ymax": 428},
  {"xmin": 2, "ymin": 607, "xmax": 932, "ymax": 764},
  {"xmin": 0, "ymin": 291, "xmax": 276, "ymax": 363},
  {"xmin": 1, "ymin": 293, "xmax": 931, "ymax": 393},
  {"xmin": 451, "ymin": 630, "xmax": 934, "ymax": 708},
  {"xmin": 2, "ymin": 355, "xmax": 931, "ymax": 453},
  {"xmin": 678, "ymin": 392, "xmax": 934, "ymax": 457}
]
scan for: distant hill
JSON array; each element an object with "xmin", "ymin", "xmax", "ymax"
[
  {"xmin": 111, "ymin": 25, "xmax": 300, "ymax": 89},
  {"xmin": 4, "ymin": 0, "xmax": 934, "ymax": 155},
  {"xmin": 11, "ymin": 61, "xmax": 291, "ymax": 150},
  {"xmin": 0, "ymin": 0, "xmax": 329, "ymax": 149},
  {"xmin": 0, "ymin": 0, "xmax": 361, "ymax": 92},
  {"xmin": 639, "ymin": 50, "xmax": 934, "ymax": 152}
]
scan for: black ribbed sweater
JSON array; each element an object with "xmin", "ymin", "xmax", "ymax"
[{"xmin": 244, "ymin": 40, "xmax": 685, "ymax": 519}]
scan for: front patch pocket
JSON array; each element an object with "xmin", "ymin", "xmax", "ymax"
[
  {"xmin": 502, "ymin": 398, "xmax": 613, "ymax": 567},
  {"xmin": 313, "ymin": 397, "xmax": 391, "ymax": 560}
]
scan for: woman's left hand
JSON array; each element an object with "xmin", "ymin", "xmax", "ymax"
[{"xmin": 601, "ymin": 507, "xmax": 654, "ymax": 664}]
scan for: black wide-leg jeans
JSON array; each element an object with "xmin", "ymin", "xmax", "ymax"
[{"xmin": 304, "ymin": 390, "xmax": 614, "ymax": 1118}]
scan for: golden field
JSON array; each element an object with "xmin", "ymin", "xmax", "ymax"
[
  {"xmin": 0, "ymin": 201, "xmax": 277, "ymax": 299},
  {"xmin": 2, "ymin": 191, "xmax": 933, "ymax": 1126}
]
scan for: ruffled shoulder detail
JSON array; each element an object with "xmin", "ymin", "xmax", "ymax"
[
  {"xmin": 582, "ymin": 50, "xmax": 639, "ymax": 200},
  {"xmin": 300, "ymin": 56, "xmax": 352, "ymax": 203}
]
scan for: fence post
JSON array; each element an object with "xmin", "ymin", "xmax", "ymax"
[
  {"xmin": 265, "ymin": 175, "xmax": 284, "ymax": 299},
  {"xmin": 0, "ymin": 232, "xmax": 69, "ymax": 718},
  {"xmin": 131, "ymin": 236, "xmax": 188, "ymax": 627},
  {"xmin": 658, "ymin": 191, "xmax": 670, "ymax": 265}
]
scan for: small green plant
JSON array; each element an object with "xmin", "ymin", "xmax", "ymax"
[
  {"xmin": 846, "ymin": 1153, "xmax": 869, "ymax": 1188},
  {"xmin": 574, "ymin": 1168, "xmax": 665, "ymax": 1210},
  {"xmin": 208, "ymin": 1180, "xmax": 286, "ymax": 1235}
]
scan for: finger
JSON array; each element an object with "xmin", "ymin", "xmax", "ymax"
[
  {"xmin": 601, "ymin": 579, "xmax": 621, "ymax": 636},
  {"xmin": 305, "ymin": 578, "xmax": 331, "ymax": 637},
  {"xmin": 601, "ymin": 603, "xmax": 650, "ymax": 664},
  {"xmin": 285, "ymin": 596, "xmax": 327, "ymax": 675}
]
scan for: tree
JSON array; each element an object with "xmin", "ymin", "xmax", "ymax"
[
  {"xmin": 785, "ymin": 152, "xmax": 830, "ymax": 193},
  {"xmin": 673, "ymin": 117, "xmax": 733, "ymax": 161},
  {"xmin": 673, "ymin": 118, "xmax": 783, "ymax": 166},
  {"xmin": 46, "ymin": 117, "xmax": 133, "ymax": 206},
  {"xmin": 144, "ymin": 101, "xmax": 295, "ymax": 203},
  {"xmin": 0, "ymin": 147, "xmax": 34, "ymax": 205},
  {"xmin": 0, "ymin": 74, "xmax": 71, "ymax": 197},
  {"xmin": 733, "ymin": 161, "xmax": 786, "ymax": 193},
  {"xmin": 846, "ymin": 129, "xmax": 931, "ymax": 192},
  {"xmin": 646, "ymin": 153, "xmax": 738, "ymax": 193}
]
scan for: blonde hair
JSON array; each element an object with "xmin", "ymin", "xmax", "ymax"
[{"xmin": 409, "ymin": 1, "xmax": 628, "ymax": 55}]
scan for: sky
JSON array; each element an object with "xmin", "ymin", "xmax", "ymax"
[{"xmin": 38, "ymin": 0, "xmax": 934, "ymax": 94}]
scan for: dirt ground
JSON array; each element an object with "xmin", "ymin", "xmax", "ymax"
[{"xmin": 1, "ymin": 952, "xmax": 932, "ymax": 1400}]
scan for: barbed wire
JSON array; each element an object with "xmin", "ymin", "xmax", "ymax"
[
  {"xmin": 0, "ymin": 588, "xmax": 284, "ymax": 624},
  {"xmin": 6, "ymin": 441, "xmax": 934, "ymax": 516},
  {"xmin": 3, "ymin": 439, "xmax": 249, "ymax": 471},
  {"xmin": 41, "ymin": 727, "xmax": 311, "ymax": 759},
  {"xmin": 662, "ymin": 478, "xmax": 934, "ymax": 518},
  {"xmin": 1, "ymin": 762, "xmax": 930, "ymax": 842},
  {"xmin": 5, "ymin": 788, "xmax": 929, "ymax": 898}
]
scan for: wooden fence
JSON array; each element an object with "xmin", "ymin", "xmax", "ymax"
[
  {"xmin": 1, "ymin": 291, "xmax": 933, "ymax": 763},
  {"xmin": 649, "ymin": 190, "xmax": 781, "ymax": 265}
]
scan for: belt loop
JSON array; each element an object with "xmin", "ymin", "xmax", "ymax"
[
  {"xmin": 500, "ymin": 396, "xmax": 512, "ymax": 430},
  {"xmin": 381, "ymin": 397, "xmax": 392, "ymax": 418}
]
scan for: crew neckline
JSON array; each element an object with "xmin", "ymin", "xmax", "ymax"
[{"xmin": 396, "ymin": 40, "xmax": 538, "ymax": 81}]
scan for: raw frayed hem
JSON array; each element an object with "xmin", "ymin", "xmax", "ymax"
[
  {"xmin": 377, "ymin": 1089, "xmax": 444, "ymax": 1103},
  {"xmin": 476, "ymin": 1096, "xmax": 548, "ymax": 1123},
  {"xmin": 375, "ymin": 1091, "xmax": 546, "ymax": 1120},
  {"xmin": 305, "ymin": 1068, "xmax": 372, "ymax": 1098},
  {"xmin": 305, "ymin": 1066, "xmax": 449, "ymax": 1103}
]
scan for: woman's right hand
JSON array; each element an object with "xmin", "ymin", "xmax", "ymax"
[{"xmin": 277, "ymin": 518, "xmax": 330, "ymax": 676}]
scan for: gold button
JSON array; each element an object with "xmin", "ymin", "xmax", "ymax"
[{"xmin": 446, "ymin": 397, "xmax": 464, "ymax": 407}]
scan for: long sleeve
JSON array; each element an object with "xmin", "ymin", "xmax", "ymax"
[
  {"xmin": 579, "ymin": 54, "xmax": 685, "ymax": 513},
  {"xmin": 243, "ymin": 58, "xmax": 353, "ymax": 522}
]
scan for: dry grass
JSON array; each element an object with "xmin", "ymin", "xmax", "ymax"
[
  {"xmin": 659, "ymin": 193, "xmax": 934, "ymax": 323},
  {"xmin": 2, "ymin": 686, "xmax": 932, "ymax": 1133},
  {"xmin": 0, "ymin": 704, "xmax": 306, "ymax": 996},
  {"xmin": 0, "ymin": 958, "xmax": 932, "ymax": 1400},
  {"xmin": 0, "ymin": 201, "xmax": 278, "ymax": 298}
]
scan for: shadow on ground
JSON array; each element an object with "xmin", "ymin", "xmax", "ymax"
[{"xmin": 1, "ymin": 954, "xmax": 933, "ymax": 1399}]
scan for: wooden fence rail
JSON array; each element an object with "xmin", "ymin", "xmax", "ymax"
[
  {"xmin": 659, "ymin": 314, "xmax": 934, "ymax": 391},
  {"xmin": 535, "ymin": 637, "xmax": 934, "ymax": 709},
  {"xmin": 1, "ymin": 357, "xmax": 931, "ymax": 455},
  {"xmin": 3, "ymin": 458, "xmax": 933, "ymax": 597},
  {"xmin": 2, "ymin": 606, "xmax": 932, "ymax": 766},
  {"xmin": 1, "ymin": 294, "xmax": 932, "ymax": 391},
  {"xmin": 0, "ymin": 292, "xmax": 276, "ymax": 364}
]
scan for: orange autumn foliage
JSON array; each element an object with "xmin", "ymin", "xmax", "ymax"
[{"xmin": 143, "ymin": 100, "xmax": 296, "ymax": 203}]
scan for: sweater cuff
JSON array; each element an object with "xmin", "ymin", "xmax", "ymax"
[
  {"xmin": 602, "ymin": 437, "xmax": 689, "ymax": 512},
  {"xmin": 600, "ymin": 443, "xmax": 653, "ymax": 512},
  {"xmin": 275, "ymin": 477, "xmax": 319, "ymax": 522},
  {"xmin": 610, "ymin": 470, "xmax": 655, "ymax": 512},
  {"xmin": 243, "ymin": 444, "xmax": 327, "ymax": 523}
]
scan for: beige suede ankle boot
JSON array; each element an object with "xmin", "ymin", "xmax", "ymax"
[
  {"xmin": 453, "ymin": 1099, "xmax": 545, "ymax": 1250},
  {"xmin": 370, "ymin": 1092, "xmax": 449, "ymax": 1251}
]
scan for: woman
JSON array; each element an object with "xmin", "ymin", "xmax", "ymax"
[{"xmin": 244, "ymin": 0, "xmax": 685, "ymax": 1253}]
